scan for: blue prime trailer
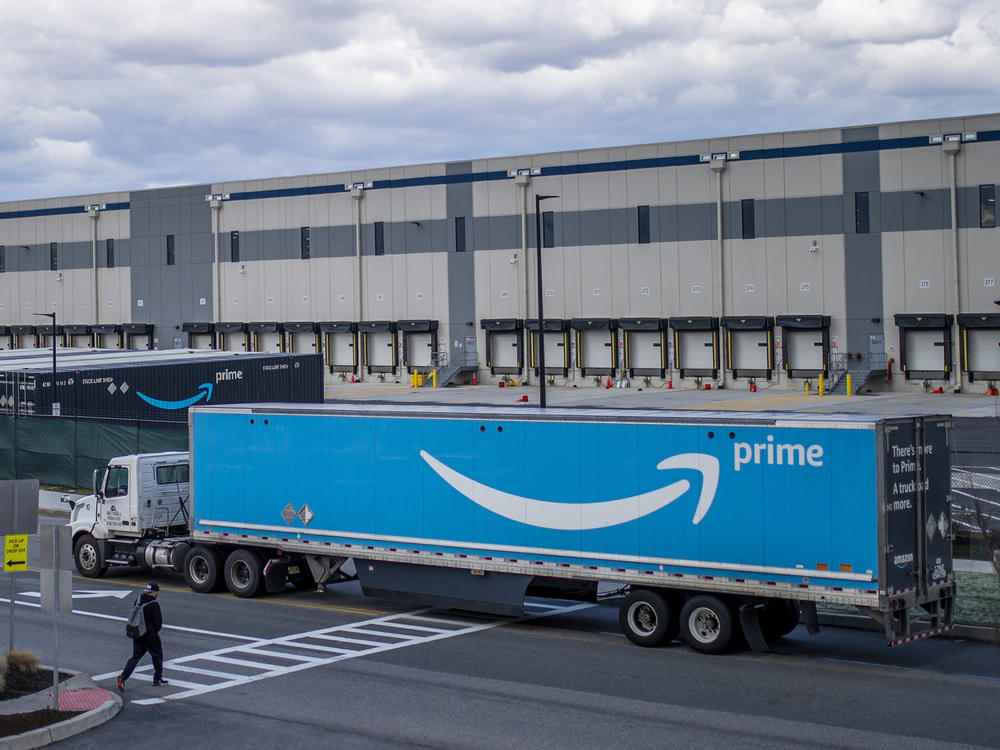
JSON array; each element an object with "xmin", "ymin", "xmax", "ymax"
[{"xmin": 69, "ymin": 402, "xmax": 955, "ymax": 653}]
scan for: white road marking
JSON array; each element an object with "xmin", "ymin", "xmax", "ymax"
[
  {"xmin": 95, "ymin": 601, "xmax": 593, "ymax": 705},
  {"xmin": 19, "ymin": 589, "xmax": 133, "ymax": 600}
]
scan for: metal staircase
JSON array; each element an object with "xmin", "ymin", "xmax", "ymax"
[
  {"xmin": 419, "ymin": 349, "xmax": 478, "ymax": 388},
  {"xmin": 827, "ymin": 352, "xmax": 887, "ymax": 395}
]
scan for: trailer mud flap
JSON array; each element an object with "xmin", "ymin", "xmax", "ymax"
[{"xmin": 356, "ymin": 559, "xmax": 531, "ymax": 616}]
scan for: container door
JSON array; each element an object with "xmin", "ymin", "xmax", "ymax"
[
  {"xmin": 967, "ymin": 329, "xmax": 1000, "ymax": 373},
  {"xmin": 732, "ymin": 330, "xmax": 768, "ymax": 371},
  {"xmin": 921, "ymin": 418, "xmax": 952, "ymax": 589},
  {"xmin": 627, "ymin": 331, "xmax": 662, "ymax": 372},
  {"xmin": 905, "ymin": 329, "xmax": 945, "ymax": 371},
  {"xmin": 785, "ymin": 329, "xmax": 823, "ymax": 371},
  {"xmin": 883, "ymin": 421, "xmax": 920, "ymax": 595},
  {"xmin": 678, "ymin": 330, "xmax": 714, "ymax": 370}
]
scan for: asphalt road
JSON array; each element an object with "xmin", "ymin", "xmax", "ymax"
[{"xmin": 6, "ymin": 524, "xmax": 999, "ymax": 749}]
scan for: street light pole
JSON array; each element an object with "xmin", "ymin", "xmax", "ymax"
[
  {"xmin": 34, "ymin": 312, "xmax": 57, "ymax": 414},
  {"xmin": 534, "ymin": 194, "xmax": 558, "ymax": 408}
]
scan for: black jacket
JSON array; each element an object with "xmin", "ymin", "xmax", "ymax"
[{"xmin": 137, "ymin": 593, "xmax": 163, "ymax": 635}]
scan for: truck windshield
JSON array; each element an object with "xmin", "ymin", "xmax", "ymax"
[{"xmin": 105, "ymin": 466, "xmax": 128, "ymax": 498}]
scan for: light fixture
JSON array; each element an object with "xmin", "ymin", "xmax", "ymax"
[
  {"xmin": 914, "ymin": 191, "xmax": 925, "ymax": 197},
  {"xmin": 509, "ymin": 254, "xmax": 518, "ymax": 264},
  {"xmin": 809, "ymin": 240, "xmax": 819, "ymax": 253},
  {"xmin": 237, "ymin": 265, "xmax": 247, "ymax": 275},
  {"xmin": 56, "ymin": 272, "xmax": 63, "ymax": 282}
]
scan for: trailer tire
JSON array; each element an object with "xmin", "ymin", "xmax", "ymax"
[
  {"xmin": 680, "ymin": 595, "xmax": 736, "ymax": 654},
  {"xmin": 224, "ymin": 549, "xmax": 265, "ymax": 598},
  {"xmin": 73, "ymin": 534, "xmax": 107, "ymax": 578},
  {"xmin": 760, "ymin": 599, "xmax": 800, "ymax": 641},
  {"xmin": 619, "ymin": 589, "xmax": 679, "ymax": 647},
  {"xmin": 184, "ymin": 545, "xmax": 225, "ymax": 593}
]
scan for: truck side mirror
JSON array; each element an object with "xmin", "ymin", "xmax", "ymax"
[{"xmin": 92, "ymin": 468, "xmax": 103, "ymax": 497}]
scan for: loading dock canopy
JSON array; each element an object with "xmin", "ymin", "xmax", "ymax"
[
  {"xmin": 776, "ymin": 315, "xmax": 831, "ymax": 377},
  {"xmin": 248, "ymin": 322, "xmax": 281, "ymax": 333},
  {"xmin": 182, "ymin": 322, "xmax": 214, "ymax": 334},
  {"xmin": 669, "ymin": 316, "xmax": 719, "ymax": 378},
  {"xmin": 62, "ymin": 324, "xmax": 91, "ymax": 336},
  {"xmin": 722, "ymin": 316, "xmax": 774, "ymax": 379},
  {"xmin": 283, "ymin": 322, "xmax": 316, "ymax": 333},
  {"xmin": 894, "ymin": 313, "xmax": 953, "ymax": 380},
  {"xmin": 957, "ymin": 313, "xmax": 1000, "ymax": 381},
  {"xmin": 398, "ymin": 319, "xmax": 438, "ymax": 333},
  {"xmin": 481, "ymin": 319, "xmax": 523, "ymax": 375},
  {"xmin": 318, "ymin": 321, "xmax": 357, "ymax": 333}
]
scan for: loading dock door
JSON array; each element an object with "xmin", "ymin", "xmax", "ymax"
[
  {"xmin": 10, "ymin": 326, "xmax": 36, "ymax": 350},
  {"xmin": 526, "ymin": 319, "xmax": 569, "ymax": 377},
  {"xmin": 731, "ymin": 330, "xmax": 770, "ymax": 372},
  {"xmin": 491, "ymin": 332, "xmax": 520, "ymax": 371},
  {"xmin": 481, "ymin": 319, "xmax": 523, "ymax": 376},
  {"xmin": 678, "ymin": 331, "xmax": 716, "ymax": 372},
  {"xmin": 626, "ymin": 331, "xmax": 664, "ymax": 375},
  {"xmin": 905, "ymin": 330, "xmax": 948, "ymax": 372},
  {"xmin": 320, "ymin": 322, "xmax": 357, "ymax": 373},
  {"xmin": 958, "ymin": 314, "xmax": 1000, "ymax": 382},
  {"xmin": 722, "ymin": 316, "xmax": 775, "ymax": 379},
  {"xmin": 122, "ymin": 324, "xmax": 154, "ymax": 350},
  {"xmin": 571, "ymin": 319, "xmax": 616, "ymax": 376},
  {"xmin": 182, "ymin": 323, "xmax": 215, "ymax": 350},
  {"xmin": 895, "ymin": 314, "xmax": 952, "ymax": 380},
  {"xmin": 360, "ymin": 321, "xmax": 397, "ymax": 374},
  {"xmin": 785, "ymin": 330, "xmax": 824, "ymax": 371},
  {"xmin": 399, "ymin": 320, "xmax": 438, "ymax": 372},
  {"xmin": 284, "ymin": 323, "xmax": 318, "ymax": 354},
  {"xmin": 91, "ymin": 325, "xmax": 121, "ymax": 349},
  {"xmin": 966, "ymin": 330, "xmax": 1000, "ymax": 376}
]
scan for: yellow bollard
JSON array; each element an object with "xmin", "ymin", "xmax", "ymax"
[
  {"xmin": 846, "ymin": 373, "xmax": 852, "ymax": 397},
  {"xmin": 805, "ymin": 381, "xmax": 810, "ymax": 395},
  {"xmin": 818, "ymin": 373, "xmax": 824, "ymax": 397},
  {"xmin": 431, "ymin": 370, "xmax": 438, "ymax": 388}
]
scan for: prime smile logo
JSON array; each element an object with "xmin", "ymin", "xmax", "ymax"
[
  {"xmin": 420, "ymin": 451, "xmax": 719, "ymax": 530},
  {"xmin": 136, "ymin": 382, "xmax": 214, "ymax": 410}
]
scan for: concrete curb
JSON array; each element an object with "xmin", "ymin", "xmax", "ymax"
[{"xmin": 1, "ymin": 672, "xmax": 121, "ymax": 750}]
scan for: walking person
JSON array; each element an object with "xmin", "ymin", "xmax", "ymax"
[{"xmin": 118, "ymin": 582, "xmax": 168, "ymax": 690}]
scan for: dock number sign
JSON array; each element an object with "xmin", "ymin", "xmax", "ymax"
[{"xmin": 4, "ymin": 535, "xmax": 27, "ymax": 571}]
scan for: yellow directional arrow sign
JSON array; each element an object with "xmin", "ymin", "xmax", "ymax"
[{"xmin": 4, "ymin": 535, "xmax": 27, "ymax": 572}]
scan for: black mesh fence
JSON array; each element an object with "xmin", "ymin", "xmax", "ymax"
[{"xmin": 0, "ymin": 414, "xmax": 187, "ymax": 489}]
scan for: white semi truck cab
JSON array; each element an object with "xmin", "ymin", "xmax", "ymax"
[{"xmin": 68, "ymin": 451, "xmax": 193, "ymax": 577}]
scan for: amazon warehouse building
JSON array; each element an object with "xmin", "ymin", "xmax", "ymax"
[{"xmin": 0, "ymin": 112, "xmax": 998, "ymax": 395}]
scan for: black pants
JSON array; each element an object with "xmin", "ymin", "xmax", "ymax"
[{"xmin": 121, "ymin": 633, "xmax": 163, "ymax": 682}]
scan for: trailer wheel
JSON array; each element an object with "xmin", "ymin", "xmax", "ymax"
[
  {"xmin": 73, "ymin": 534, "xmax": 107, "ymax": 578},
  {"xmin": 184, "ymin": 545, "xmax": 225, "ymax": 593},
  {"xmin": 224, "ymin": 549, "xmax": 265, "ymax": 598},
  {"xmin": 760, "ymin": 599, "xmax": 800, "ymax": 641},
  {"xmin": 680, "ymin": 595, "xmax": 736, "ymax": 654},
  {"xmin": 619, "ymin": 589, "xmax": 679, "ymax": 647}
]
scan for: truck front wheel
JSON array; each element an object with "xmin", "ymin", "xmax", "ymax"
[
  {"xmin": 73, "ymin": 534, "xmax": 107, "ymax": 578},
  {"xmin": 680, "ymin": 595, "xmax": 736, "ymax": 654},
  {"xmin": 619, "ymin": 589, "xmax": 679, "ymax": 647},
  {"xmin": 184, "ymin": 545, "xmax": 225, "ymax": 593},
  {"xmin": 224, "ymin": 549, "xmax": 264, "ymax": 598}
]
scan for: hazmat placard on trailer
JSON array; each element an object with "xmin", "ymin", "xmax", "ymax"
[{"xmin": 4, "ymin": 535, "xmax": 27, "ymax": 571}]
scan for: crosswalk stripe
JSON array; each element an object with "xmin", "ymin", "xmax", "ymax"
[{"xmin": 124, "ymin": 602, "xmax": 593, "ymax": 706}]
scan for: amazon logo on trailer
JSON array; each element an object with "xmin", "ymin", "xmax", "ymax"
[{"xmin": 420, "ymin": 450, "xmax": 720, "ymax": 530}]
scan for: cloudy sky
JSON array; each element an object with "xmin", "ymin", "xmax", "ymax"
[{"xmin": 1, "ymin": 0, "xmax": 997, "ymax": 202}]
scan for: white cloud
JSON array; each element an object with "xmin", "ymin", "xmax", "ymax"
[{"xmin": 0, "ymin": 0, "xmax": 996, "ymax": 201}]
